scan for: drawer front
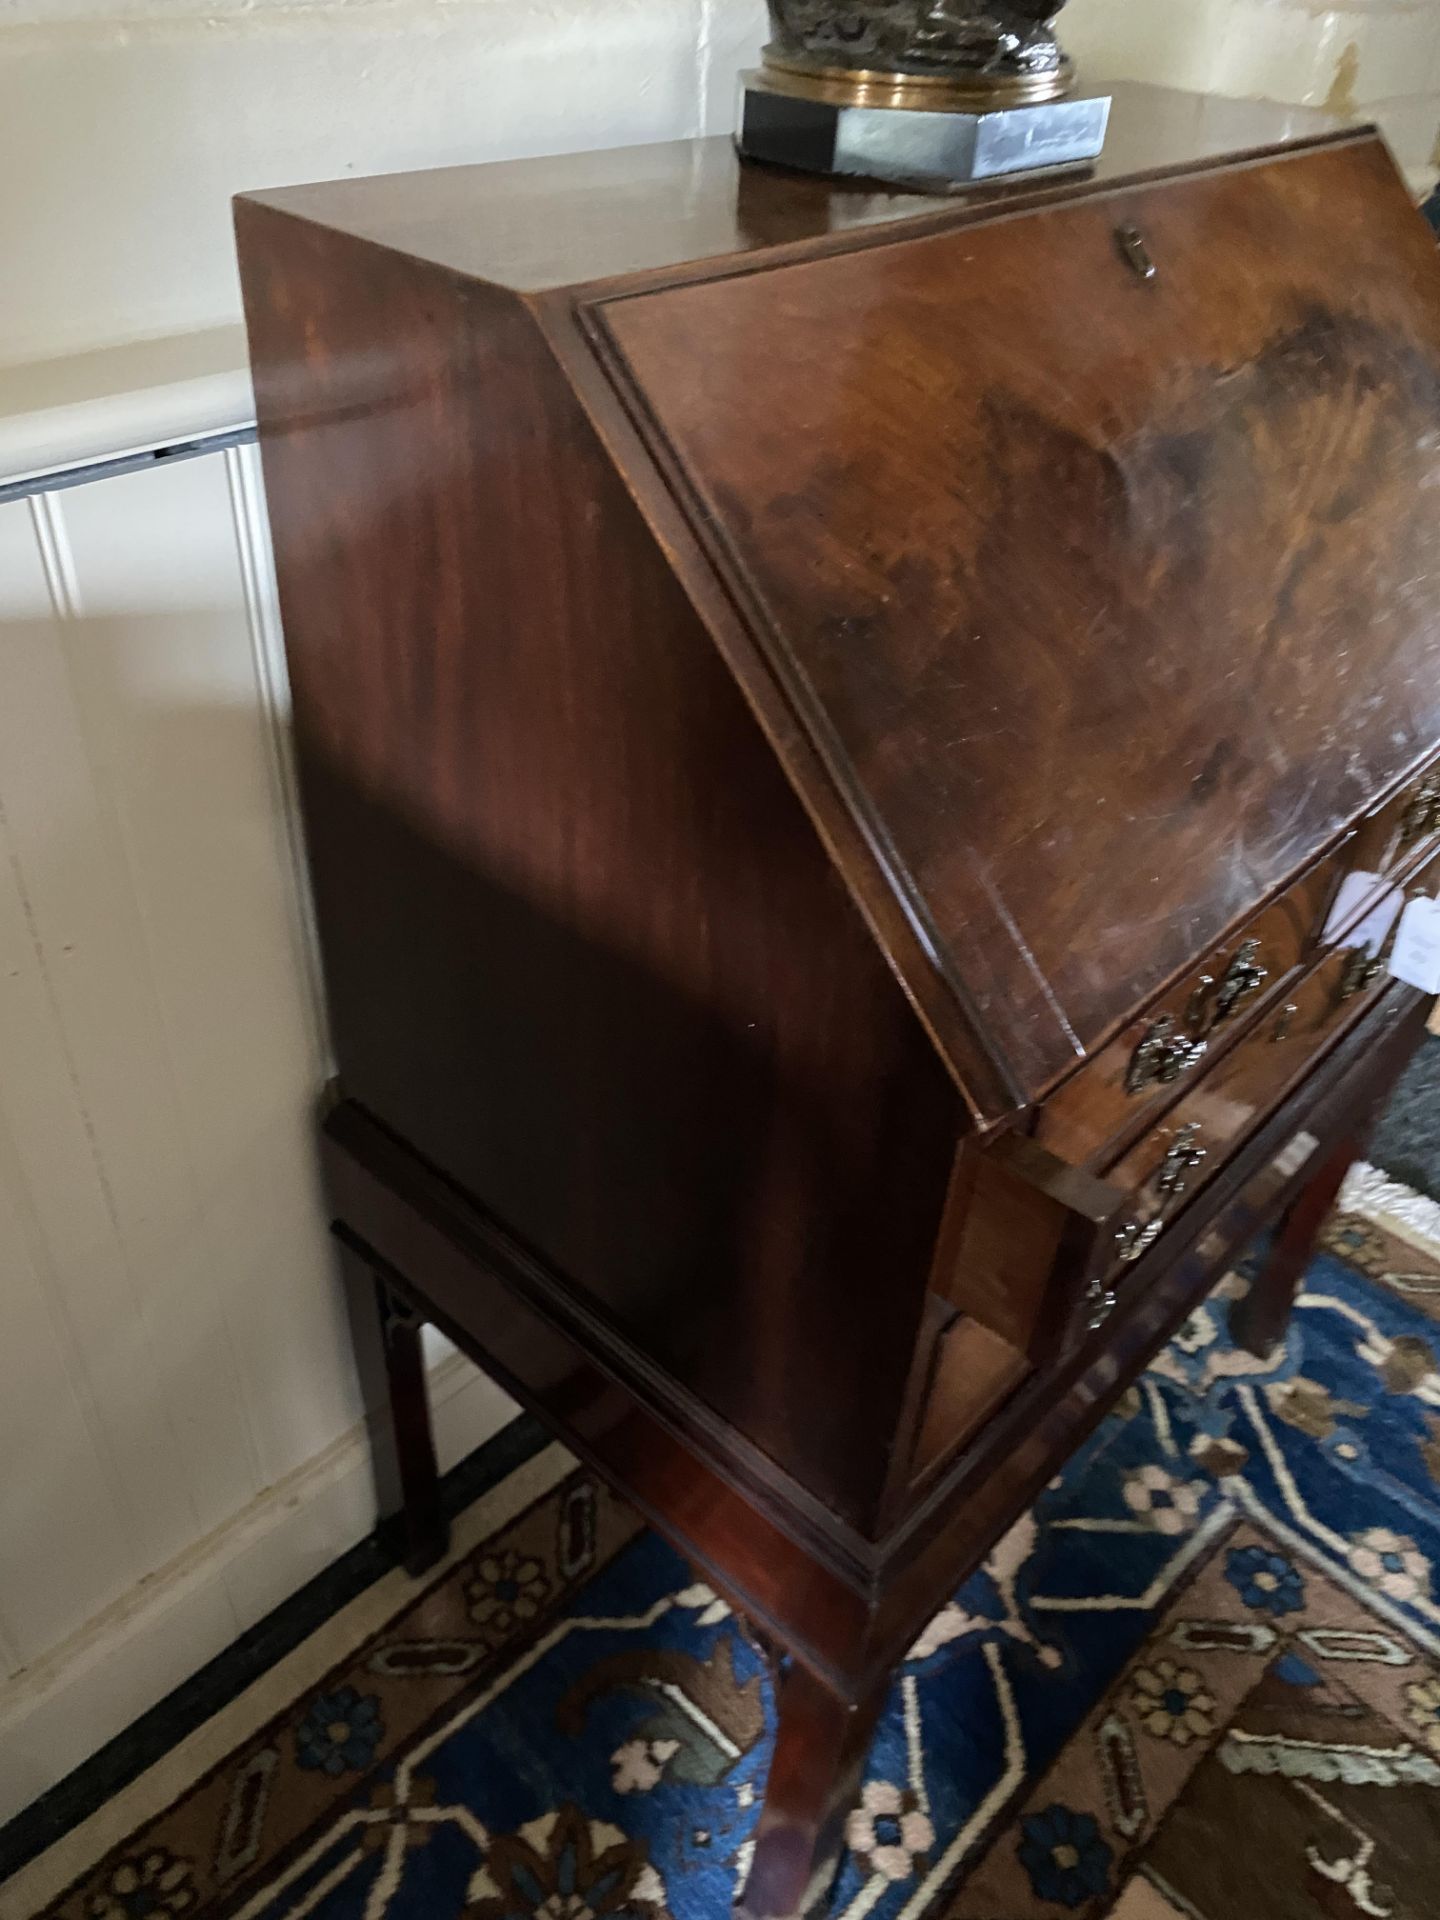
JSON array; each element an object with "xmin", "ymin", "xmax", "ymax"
[
  {"xmin": 1098, "ymin": 945, "xmax": 1398, "ymax": 1279},
  {"xmin": 1039, "ymin": 790, "xmax": 1440, "ymax": 1170},
  {"xmin": 1037, "ymin": 859, "xmax": 1339, "ymax": 1166},
  {"xmin": 1347, "ymin": 755, "xmax": 1440, "ymax": 883},
  {"xmin": 1320, "ymin": 754, "xmax": 1440, "ymax": 954}
]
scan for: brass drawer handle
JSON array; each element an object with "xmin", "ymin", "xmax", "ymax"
[
  {"xmin": 1115, "ymin": 1216, "xmax": 1164, "ymax": 1265},
  {"xmin": 1125, "ymin": 1016, "xmax": 1207, "ymax": 1095},
  {"xmin": 1126, "ymin": 936, "xmax": 1269, "ymax": 1098},
  {"xmin": 1188, "ymin": 938, "xmax": 1268, "ymax": 1035},
  {"xmin": 1338, "ymin": 947, "xmax": 1385, "ymax": 1002},
  {"xmin": 1399, "ymin": 776, "xmax": 1440, "ymax": 851},
  {"xmin": 1155, "ymin": 1123, "xmax": 1206, "ymax": 1197},
  {"xmin": 1270, "ymin": 1001, "xmax": 1299, "ymax": 1043},
  {"xmin": 1085, "ymin": 1275, "xmax": 1118, "ymax": 1330},
  {"xmin": 1337, "ymin": 887, "xmax": 1411, "ymax": 1002}
]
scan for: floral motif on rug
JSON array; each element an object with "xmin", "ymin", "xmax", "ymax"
[{"xmin": 29, "ymin": 1181, "xmax": 1440, "ymax": 1920}]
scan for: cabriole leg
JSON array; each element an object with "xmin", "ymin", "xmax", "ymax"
[
  {"xmin": 338, "ymin": 1231, "xmax": 450, "ymax": 1575},
  {"xmin": 739, "ymin": 1660, "xmax": 888, "ymax": 1920}
]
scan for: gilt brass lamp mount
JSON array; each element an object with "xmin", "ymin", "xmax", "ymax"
[{"xmin": 738, "ymin": 3, "xmax": 1109, "ymax": 188}]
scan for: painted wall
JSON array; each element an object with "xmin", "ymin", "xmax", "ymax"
[
  {"xmin": 0, "ymin": 444, "xmax": 517, "ymax": 1823},
  {"xmin": 1, "ymin": 0, "xmax": 1439, "ymax": 370},
  {"xmin": 2, "ymin": 0, "xmax": 1438, "ymax": 1828},
  {"xmin": 0, "ymin": 0, "xmax": 764, "ymax": 369}
]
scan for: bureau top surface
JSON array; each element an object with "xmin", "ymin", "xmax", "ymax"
[{"xmin": 239, "ymin": 84, "xmax": 1332, "ymax": 293}]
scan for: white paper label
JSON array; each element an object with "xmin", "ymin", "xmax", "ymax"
[
  {"xmin": 1351, "ymin": 884, "xmax": 1406, "ymax": 957},
  {"xmin": 1388, "ymin": 895, "xmax": 1440, "ymax": 993},
  {"xmin": 1324, "ymin": 870, "xmax": 1404, "ymax": 952}
]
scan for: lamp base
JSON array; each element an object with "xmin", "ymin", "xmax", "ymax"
[{"xmin": 736, "ymin": 69, "xmax": 1110, "ymax": 189}]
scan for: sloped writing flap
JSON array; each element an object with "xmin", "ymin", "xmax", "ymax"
[{"xmin": 591, "ymin": 135, "xmax": 1440, "ymax": 1109}]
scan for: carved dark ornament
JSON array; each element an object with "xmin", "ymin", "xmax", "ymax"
[{"xmin": 765, "ymin": 0, "xmax": 1070, "ymax": 86}]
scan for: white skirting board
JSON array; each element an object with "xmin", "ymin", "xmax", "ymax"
[{"xmin": 0, "ymin": 1352, "xmax": 518, "ymax": 1829}]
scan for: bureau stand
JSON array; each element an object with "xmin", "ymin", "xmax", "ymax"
[{"xmin": 327, "ymin": 983, "xmax": 1425, "ymax": 1920}]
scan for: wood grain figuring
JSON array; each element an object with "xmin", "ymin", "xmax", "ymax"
[{"xmin": 594, "ymin": 137, "xmax": 1440, "ymax": 1107}]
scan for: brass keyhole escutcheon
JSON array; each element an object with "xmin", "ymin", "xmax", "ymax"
[{"xmin": 1116, "ymin": 224, "xmax": 1156, "ymax": 283}]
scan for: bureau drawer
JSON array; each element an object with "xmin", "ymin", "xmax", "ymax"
[
  {"xmin": 1039, "ymin": 785, "xmax": 1440, "ymax": 1171},
  {"xmin": 925, "ymin": 937, "xmax": 1419, "ymax": 1428},
  {"xmin": 1097, "ymin": 942, "xmax": 1397, "ymax": 1282},
  {"xmin": 1037, "ymin": 859, "xmax": 1338, "ymax": 1166},
  {"xmin": 1347, "ymin": 753, "xmax": 1440, "ymax": 883}
]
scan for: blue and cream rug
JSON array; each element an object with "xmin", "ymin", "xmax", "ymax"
[{"xmin": 19, "ymin": 1164, "xmax": 1440, "ymax": 1920}]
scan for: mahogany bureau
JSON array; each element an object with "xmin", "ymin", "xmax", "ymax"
[{"xmin": 236, "ymin": 84, "xmax": 1440, "ymax": 1918}]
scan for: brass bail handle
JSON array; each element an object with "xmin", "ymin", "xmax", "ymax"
[
  {"xmin": 1127, "ymin": 937, "xmax": 1270, "ymax": 1097},
  {"xmin": 1338, "ymin": 886, "xmax": 1413, "ymax": 1003},
  {"xmin": 1399, "ymin": 775, "xmax": 1440, "ymax": 851},
  {"xmin": 1186, "ymin": 938, "xmax": 1268, "ymax": 1037},
  {"xmin": 1124, "ymin": 1015, "xmax": 1206, "ymax": 1096}
]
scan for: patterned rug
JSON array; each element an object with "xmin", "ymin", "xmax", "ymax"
[{"xmin": 23, "ymin": 1167, "xmax": 1440, "ymax": 1920}]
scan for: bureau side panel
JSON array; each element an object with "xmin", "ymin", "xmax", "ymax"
[{"xmin": 235, "ymin": 205, "xmax": 961, "ymax": 1531}]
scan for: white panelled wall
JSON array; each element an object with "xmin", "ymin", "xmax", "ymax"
[
  {"xmin": 0, "ymin": 445, "xmax": 515, "ymax": 1820},
  {"xmin": 0, "ymin": 0, "xmax": 771, "ymax": 1828}
]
